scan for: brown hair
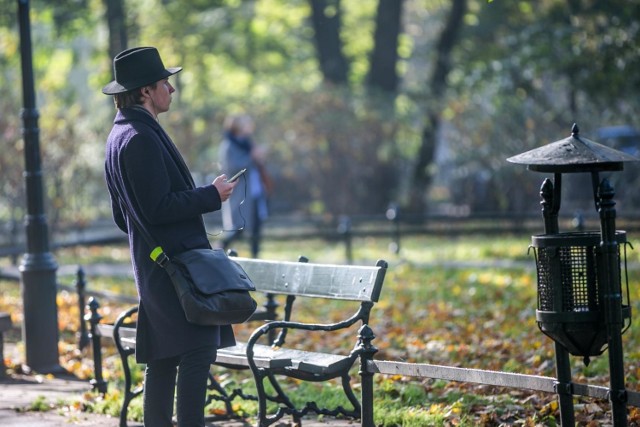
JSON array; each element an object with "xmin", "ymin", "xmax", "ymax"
[
  {"xmin": 223, "ymin": 113, "xmax": 254, "ymax": 136},
  {"xmin": 113, "ymin": 82, "xmax": 157, "ymax": 109}
]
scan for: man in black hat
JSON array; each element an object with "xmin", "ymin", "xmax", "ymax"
[{"xmin": 103, "ymin": 47, "xmax": 237, "ymax": 427}]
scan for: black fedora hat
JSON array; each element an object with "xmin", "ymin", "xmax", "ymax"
[{"xmin": 102, "ymin": 46, "xmax": 182, "ymax": 95}]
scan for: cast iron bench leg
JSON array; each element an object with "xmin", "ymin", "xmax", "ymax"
[
  {"xmin": 255, "ymin": 368, "xmax": 291, "ymax": 427},
  {"xmin": 341, "ymin": 372, "xmax": 361, "ymax": 417},
  {"xmin": 205, "ymin": 371, "xmax": 234, "ymax": 417}
]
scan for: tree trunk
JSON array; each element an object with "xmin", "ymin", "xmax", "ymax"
[
  {"xmin": 566, "ymin": 0, "xmax": 581, "ymax": 117},
  {"xmin": 408, "ymin": 0, "xmax": 467, "ymax": 213},
  {"xmin": 367, "ymin": 0, "xmax": 403, "ymax": 93},
  {"xmin": 309, "ymin": 0, "xmax": 349, "ymax": 84},
  {"xmin": 103, "ymin": 0, "xmax": 128, "ymax": 64}
]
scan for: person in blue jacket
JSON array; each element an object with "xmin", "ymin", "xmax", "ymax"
[
  {"xmin": 102, "ymin": 47, "xmax": 237, "ymax": 427},
  {"xmin": 218, "ymin": 113, "xmax": 271, "ymax": 257}
]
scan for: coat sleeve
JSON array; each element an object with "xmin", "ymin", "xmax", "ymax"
[
  {"xmin": 121, "ymin": 134, "xmax": 221, "ymax": 225},
  {"xmin": 111, "ymin": 195, "xmax": 128, "ymax": 232}
]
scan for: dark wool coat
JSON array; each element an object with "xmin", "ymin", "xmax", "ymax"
[{"xmin": 104, "ymin": 107, "xmax": 235, "ymax": 363}]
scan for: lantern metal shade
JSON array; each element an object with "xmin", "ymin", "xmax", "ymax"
[{"xmin": 507, "ymin": 124, "xmax": 639, "ymax": 173}]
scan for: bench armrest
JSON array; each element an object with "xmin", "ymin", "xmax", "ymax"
[{"xmin": 245, "ymin": 308, "xmax": 365, "ymax": 370}]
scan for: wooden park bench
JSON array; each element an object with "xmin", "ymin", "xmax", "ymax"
[{"xmin": 87, "ymin": 255, "xmax": 388, "ymax": 427}]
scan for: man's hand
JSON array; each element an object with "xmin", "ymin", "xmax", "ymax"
[{"xmin": 213, "ymin": 174, "xmax": 237, "ymax": 202}]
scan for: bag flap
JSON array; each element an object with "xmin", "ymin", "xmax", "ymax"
[{"xmin": 172, "ymin": 248, "xmax": 256, "ymax": 294}]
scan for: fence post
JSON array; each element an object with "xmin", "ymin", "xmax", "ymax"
[
  {"xmin": 386, "ymin": 203, "xmax": 401, "ymax": 254},
  {"xmin": 76, "ymin": 266, "xmax": 90, "ymax": 351},
  {"xmin": 87, "ymin": 297, "xmax": 107, "ymax": 394},
  {"xmin": 264, "ymin": 293, "xmax": 278, "ymax": 344},
  {"xmin": 358, "ymin": 324, "xmax": 377, "ymax": 427},
  {"xmin": 338, "ymin": 215, "xmax": 352, "ymax": 264},
  {"xmin": 0, "ymin": 313, "xmax": 11, "ymax": 377},
  {"xmin": 9, "ymin": 219, "xmax": 18, "ymax": 266}
]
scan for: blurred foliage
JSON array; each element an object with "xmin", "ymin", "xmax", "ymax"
[
  {"xmin": 1, "ymin": 0, "xmax": 639, "ymax": 231},
  {"xmin": 441, "ymin": 0, "xmax": 640, "ymax": 214}
]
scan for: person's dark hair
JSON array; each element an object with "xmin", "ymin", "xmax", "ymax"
[{"xmin": 113, "ymin": 82, "xmax": 157, "ymax": 109}]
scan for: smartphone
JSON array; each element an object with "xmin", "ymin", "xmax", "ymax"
[{"xmin": 227, "ymin": 168, "xmax": 247, "ymax": 183}]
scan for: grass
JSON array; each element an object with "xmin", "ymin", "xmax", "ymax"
[{"xmin": 2, "ymin": 233, "xmax": 640, "ymax": 425}]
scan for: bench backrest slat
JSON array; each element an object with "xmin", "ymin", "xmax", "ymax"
[{"xmin": 233, "ymin": 258, "xmax": 387, "ymax": 302}]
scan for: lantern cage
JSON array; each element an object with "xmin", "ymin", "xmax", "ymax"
[{"xmin": 531, "ymin": 231, "xmax": 632, "ymax": 364}]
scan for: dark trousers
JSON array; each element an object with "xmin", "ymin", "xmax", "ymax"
[{"xmin": 142, "ymin": 345, "xmax": 217, "ymax": 427}]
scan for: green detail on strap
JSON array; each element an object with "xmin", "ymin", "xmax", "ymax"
[{"xmin": 150, "ymin": 246, "xmax": 164, "ymax": 261}]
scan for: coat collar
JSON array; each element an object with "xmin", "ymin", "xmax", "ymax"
[{"xmin": 114, "ymin": 107, "xmax": 161, "ymax": 129}]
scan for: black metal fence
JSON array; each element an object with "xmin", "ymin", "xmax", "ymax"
[{"xmin": 4, "ymin": 211, "xmax": 640, "ymax": 264}]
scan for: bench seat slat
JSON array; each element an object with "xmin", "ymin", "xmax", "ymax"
[
  {"xmin": 95, "ymin": 324, "xmax": 115, "ymax": 338},
  {"xmin": 217, "ymin": 342, "xmax": 351, "ymax": 376},
  {"xmin": 289, "ymin": 351, "xmax": 352, "ymax": 375},
  {"xmin": 105, "ymin": 332, "xmax": 352, "ymax": 376},
  {"xmin": 120, "ymin": 337, "xmax": 136, "ymax": 348},
  {"xmin": 216, "ymin": 342, "xmax": 291, "ymax": 369},
  {"xmin": 96, "ymin": 324, "xmax": 137, "ymax": 352}
]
